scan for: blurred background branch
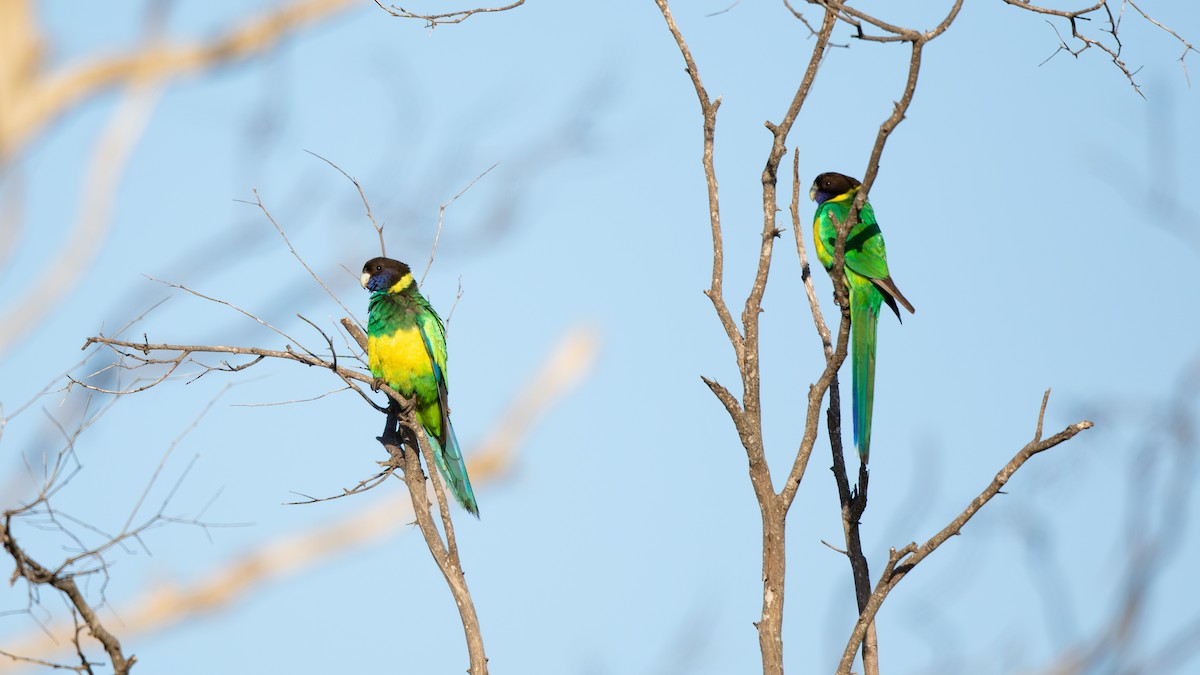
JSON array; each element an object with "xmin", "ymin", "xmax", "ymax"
[{"xmin": 0, "ymin": 0, "xmax": 356, "ymax": 161}]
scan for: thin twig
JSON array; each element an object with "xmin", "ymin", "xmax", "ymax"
[
  {"xmin": 236, "ymin": 188, "xmax": 361, "ymax": 328},
  {"xmin": 999, "ymin": 0, "xmax": 1196, "ymax": 96},
  {"xmin": 232, "ymin": 386, "xmax": 352, "ymax": 407},
  {"xmin": 653, "ymin": 0, "xmax": 741, "ymax": 361},
  {"xmin": 284, "ymin": 467, "xmax": 394, "ymax": 505},
  {"xmin": 0, "ymin": 649, "xmax": 90, "ymax": 672},
  {"xmin": 789, "ymin": 148, "xmax": 833, "ymax": 356},
  {"xmin": 75, "ymin": 335, "xmax": 384, "ymax": 413},
  {"xmin": 142, "ymin": 275, "xmax": 310, "ymax": 350},
  {"xmin": 373, "ymin": 0, "xmax": 524, "ymax": 27},
  {"xmin": 303, "ymin": 149, "xmax": 384, "ymax": 256},
  {"xmin": 1126, "ymin": 0, "xmax": 1198, "ymax": 85},
  {"xmin": 422, "ymin": 162, "xmax": 499, "ymax": 285}
]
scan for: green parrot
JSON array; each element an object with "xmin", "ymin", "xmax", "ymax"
[
  {"xmin": 810, "ymin": 172, "xmax": 914, "ymax": 462},
  {"xmin": 360, "ymin": 256, "xmax": 478, "ymax": 516}
]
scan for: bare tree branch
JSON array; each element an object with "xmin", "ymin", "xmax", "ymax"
[
  {"xmin": 835, "ymin": 393, "xmax": 1093, "ymax": 675},
  {"xmin": 237, "ymin": 187, "xmax": 362, "ymax": 330},
  {"xmin": 342, "ymin": 323, "xmax": 486, "ymax": 673},
  {"xmin": 303, "ymin": 149, "xmax": 386, "ymax": 257},
  {"xmin": 788, "ymin": 149, "xmax": 832, "ymax": 357},
  {"xmin": 2, "ymin": 392, "xmax": 246, "ymax": 674},
  {"xmin": 1127, "ymin": 0, "xmax": 1199, "ymax": 85},
  {"xmin": 654, "ymin": 2, "xmax": 854, "ymax": 673},
  {"xmin": 999, "ymin": 0, "xmax": 1197, "ymax": 95},
  {"xmin": 373, "ymin": 0, "xmax": 525, "ymax": 27},
  {"xmin": 0, "ymin": 528, "xmax": 136, "ymax": 675},
  {"xmin": 422, "ymin": 162, "xmax": 499, "ymax": 285},
  {"xmin": 654, "ymin": 0, "xmax": 745, "ymax": 364},
  {"xmin": 0, "ymin": 649, "xmax": 90, "ymax": 673}
]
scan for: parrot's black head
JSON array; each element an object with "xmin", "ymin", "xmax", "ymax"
[
  {"xmin": 809, "ymin": 172, "xmax": 861, "ymax": 206},
  {"xmin": 360, "ymin": 257, "xmax": 414, "ymax": 294}
]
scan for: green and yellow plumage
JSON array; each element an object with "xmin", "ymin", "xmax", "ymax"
[
  {"xmin": 361, "ymin": 257, "xmax": 478, "ymax": 516},
  {"xmin": 810, "ymin": 172, "xmax": 914, "ymax": 462}
]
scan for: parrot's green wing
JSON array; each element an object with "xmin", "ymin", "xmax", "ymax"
[
  {"xmin": 414, "ymin": 301, "xmax": 478, "ymax": 517},
  {"xmin": 817, "ymin": 201, "xmax": 893, "ymax": 281},
  {"xmin": 414, "ymin": 299, "xmax": 448, "ymax": 393}
]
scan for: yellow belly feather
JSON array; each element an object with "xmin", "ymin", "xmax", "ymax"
[{"xmin": 368, "ymin": 327, "xmax": 432, "ymax": 392}]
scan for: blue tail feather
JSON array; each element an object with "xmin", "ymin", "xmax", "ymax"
[
  {"xmin": 850, "ymin": 287, "xmax": 881, "ymax": 463},
  {"xmin": 428, "ymin": 418, "xmax": 479, "ymax": 517}
]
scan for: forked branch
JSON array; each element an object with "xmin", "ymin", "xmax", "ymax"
[
  {"xmin": 835, "ymin": 392, "xmax": 1093, "ymax": 675},
  {"xmin": 1000, "ymin": 0, "xmax": 1198, "ymax": 95},
  {"xmin": 1, "ymin": 517, "xmax": 136, "ymax": 674}
]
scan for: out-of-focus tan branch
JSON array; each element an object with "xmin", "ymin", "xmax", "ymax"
[
  {"xmin": 0, "ymin": 325, "xmax": 598, "ymax": 671},
  {"xmin": 0, "ymin": 0, "xmax": 356, "ymax": 160},
  {"xmin": 0, "ymin": 2, "xmax": 42, "ymax": 147},
  {"xmin": 0, "ymin": 172, "xmax": 24, "ymax": 276},
  {"xmin": 0, "ymin": 83, "xmax": 160, "ymax": 358},
  {"xmin": 471, "ymin": 325, "xmax": 599, "ymax": 474},
  {"xmin": 0, "ymin": 0, "xmax": 359, "ymax": 361}
]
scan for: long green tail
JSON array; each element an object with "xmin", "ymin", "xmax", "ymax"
[
  {"xmin": 850, "ymin": 282, "xmax": 882, "ymax": 462},
  {"xmin": 428, "ymin": 418, "xmax": 479, "ymax": 517}
]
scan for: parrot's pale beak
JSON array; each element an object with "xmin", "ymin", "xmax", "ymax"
[
  {"xmin": 808, "ymin": 185, "xmax": 817, "ymax": 202},
  {"xmin": 359, "ymin": 272, "xmax": 370, "ymax": 290}
]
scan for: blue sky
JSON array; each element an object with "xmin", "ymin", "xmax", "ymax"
[{"xmin": 2, "ymin": 1, "xmax": 1199, "ymax": 673}]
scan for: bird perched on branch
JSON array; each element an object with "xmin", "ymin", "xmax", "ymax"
[
  {"xmin": 361, "ymin": 256, "xmax": 478, "ymax": 516},
  {"xmin": 810, "ymin": 172, "xmax": 914, "ymax": 463}
]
